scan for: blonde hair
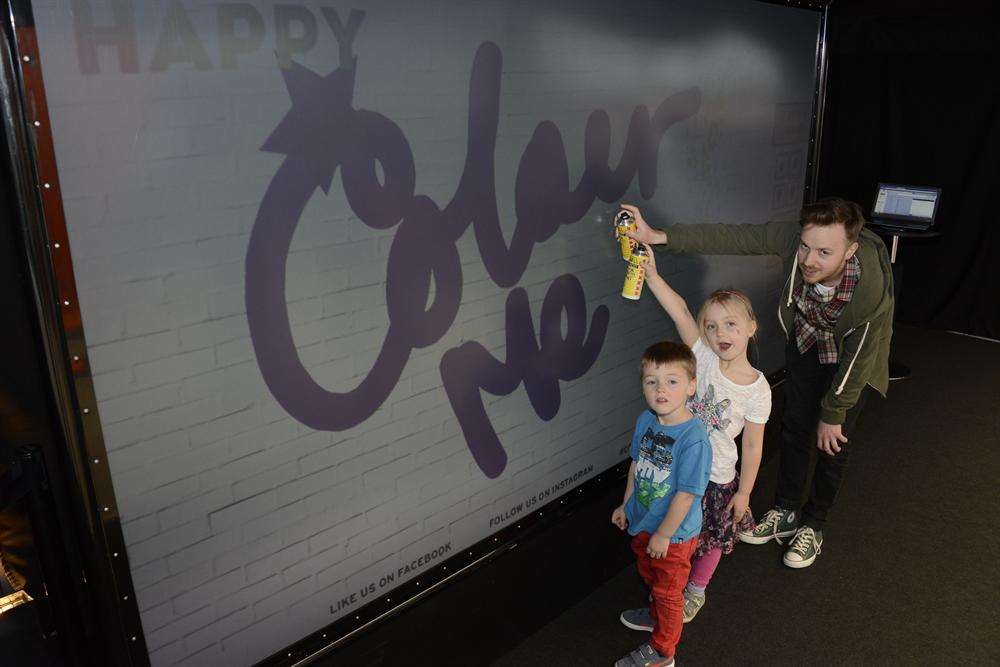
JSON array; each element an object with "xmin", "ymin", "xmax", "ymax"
[{"xmin": 696, "ymin": 288, "xmax": 758, "ymax": 339}]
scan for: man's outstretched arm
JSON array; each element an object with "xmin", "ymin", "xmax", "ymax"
[{"xmin": 619, "ymin": 203, "xmax": 800, "ymax": 257}]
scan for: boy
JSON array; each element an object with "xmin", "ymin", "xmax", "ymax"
[
  {"xmin": 620, "ymin": 198, "xmax": 893, "ymax": 568},
  {"xmin": 612, "ymin": 341, "xmax": 712, "ymax": 667}
]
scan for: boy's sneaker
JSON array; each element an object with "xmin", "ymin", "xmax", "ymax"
[
  {"xmin": 783, "ymin": 526, "xmax": 823, "ymax": 568},
  {"xmin": 620, "ymin": 607, "xmax": 654, "ymax": 632},
  {"xmin": 614, "ymin": 642, "xmax": 675, "ymax": 667},
  {"xmin": 738, "ymin": 508, "xmax": 798, "ymax": 545},
  {"xmin": 681, "ymin": 589, "xmax": 705, "ymax": 623}
]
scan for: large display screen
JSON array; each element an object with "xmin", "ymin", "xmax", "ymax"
[{"xmin": 32, "ymin": 0, "xmax": 819, "ymax": 663}]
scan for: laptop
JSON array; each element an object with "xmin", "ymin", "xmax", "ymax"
[{"xmin": 870, "ymin": 183, "xmax": 942, "ymax": 232}]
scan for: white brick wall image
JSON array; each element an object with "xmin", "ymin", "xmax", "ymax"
[{"xmin": 33, "ymin": 0, "xmax": 817, "ymax": 663}]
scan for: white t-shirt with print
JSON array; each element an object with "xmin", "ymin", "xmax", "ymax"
[{"xmin": 688, "ymin": 337, "xmax": 772, "ymax": 484}]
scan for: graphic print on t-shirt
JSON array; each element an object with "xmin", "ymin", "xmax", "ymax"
[
  {"xmin": 635, "ymin": 428, "xmax": 675, "ymax": 508},
  {"xmin": 689, "ymin": 384, "xmax": 732, "ymax": 432}
]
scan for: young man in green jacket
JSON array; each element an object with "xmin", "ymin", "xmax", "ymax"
[{"xmin": 621, "ymin": 198, "xmax": 893, "ymax": 568}]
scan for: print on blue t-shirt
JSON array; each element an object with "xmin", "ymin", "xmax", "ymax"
[
  {"xmin": 635, "ymin": 428, "xmax": 675, "ymax": 507},
  {"xmin": 624, "ymin": 410, "xmax": 712, "ymax": 542}
]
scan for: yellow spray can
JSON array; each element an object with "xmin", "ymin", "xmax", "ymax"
[
  {"xmin": 614, "ymin": 209, "xmax": 638, "ymax": 262},
  {"xmin": 621, "ymin": 245, "xmax": 648, "ymax": 300}
]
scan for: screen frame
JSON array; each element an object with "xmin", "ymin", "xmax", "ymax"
[
  {"xmin": 872, "ymin": 182, "xmax": 943, "ymax": 227},
  {"xmin": 1, "ymin": 1, "xmax": 834, "ymax": 664}
]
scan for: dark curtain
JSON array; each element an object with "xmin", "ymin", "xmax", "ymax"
[{"xmin": 818, "ymin": 3, "xmax": 999, "ymax": 338}]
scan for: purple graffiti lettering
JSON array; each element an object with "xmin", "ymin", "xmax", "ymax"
[
  {"xmin": 440, "ymin": 275, "xmax": 609, "ymax": 478},
  {"xmin": 245, "ymin": 41, "xmax": 700, "ymax": 476}
]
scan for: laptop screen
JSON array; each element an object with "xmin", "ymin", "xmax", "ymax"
[{"xmin": 872, "ymin": 184, "xmax": 941, "ymax": 225}]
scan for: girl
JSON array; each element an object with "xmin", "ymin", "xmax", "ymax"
[{"xmin": 639, "ymin": 241, "xmax": 772, "ymax": 623}]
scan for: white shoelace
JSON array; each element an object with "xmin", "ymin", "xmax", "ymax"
[
  {"xmin": 788, "ymin": 527, "xmax": 816, "ymax": 555},
  {"xmin": 757, "ymin": 509, "xmax": 788, "ymax": 543},
  {"xmin": 758, "ymin": 510, "xmax": 780, "ymax": 528}
]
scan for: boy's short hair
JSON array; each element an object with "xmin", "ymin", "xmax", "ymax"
[
  {"xmin": 799, "ymin": 197, "xmax": 866, "ymax": 243},
  {"xmin": 641, "ymin": 341, "xmax": 696, "ymax": 380}
]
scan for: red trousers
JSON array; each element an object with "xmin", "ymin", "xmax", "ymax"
[{"xmin": 630, "ymin": 532, "xmax": 699, "ymax": 658}]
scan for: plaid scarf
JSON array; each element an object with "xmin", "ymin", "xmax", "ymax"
[{"xmin": 793, "ymin": 255, "xmax": 861, "ymax": 364}]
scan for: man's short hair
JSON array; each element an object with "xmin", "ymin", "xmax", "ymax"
[
  {"xmin": 800, "ymin": 197, "xmax": 866, "ymax": 243},
  {"xmin": 641, "ymin": 341, "xmax": 696, "ymax": 380}
]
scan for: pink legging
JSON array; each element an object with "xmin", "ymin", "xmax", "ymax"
[{"xmin": 688, "ymin": 547, "xmax": 722, "ymax": 588}]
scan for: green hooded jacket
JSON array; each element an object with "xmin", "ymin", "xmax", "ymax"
[{"xmin": 658, "ymin": 221, "xmax": 894, "ymax": 425}]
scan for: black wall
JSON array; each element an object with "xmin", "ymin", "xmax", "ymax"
[
  {"xmin": 819, "ymin": 0, "xmax": 998, "ymax": 338},
  {"xmin": 0, "ymin": 89, "xmax": 115, "ymax": 666},
  {"xmin": 0, "ymin": 117, "xmax": 69, "ymax": 662}
]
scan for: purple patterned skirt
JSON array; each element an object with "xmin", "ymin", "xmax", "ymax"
[{"xmin": 695, "ymin": 475, "xmax": 756, "ymax": 557}]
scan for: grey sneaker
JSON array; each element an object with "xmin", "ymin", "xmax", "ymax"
[
  {"xmin": 739, "ymin": 508, "xmax": 798, "ymax": 545},
  {"xmin": 614, "ymin": 642, "xmax": 675, "ymax": 667},
  {"xmin": 783, "ymin": 526, "xmax": 823, "ymax": 568},
  {"xmin": 620, "ymin": 607, "xmax": 654, "ymax": 632},
  {"xmin": 681, "ymin": 588, "xmax": 705, "ymax": 623}
]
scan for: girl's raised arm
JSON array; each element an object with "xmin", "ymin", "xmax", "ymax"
[{"xmin": 640, "ymin": 242, "xmax": 700, "ymax": 348}]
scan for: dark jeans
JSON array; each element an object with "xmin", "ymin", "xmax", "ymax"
[{"xmin": 774, "ymin": 338, "xmax": 870, "ymax": 529}]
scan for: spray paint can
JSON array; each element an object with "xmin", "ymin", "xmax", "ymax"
[
  {"xmin": 614, "ymin": 209, "xmax": 637, "ymax": 261},
  {"xmin": 621, "ymin": 245, "xmax": 649, "ymax": 300}
]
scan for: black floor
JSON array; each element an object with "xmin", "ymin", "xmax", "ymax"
[
  {"xmin": 325, "ymin": 326, "xmax": 1000, "ymax": 666},
  {"xmin": 496, "ymin": 326, "xmax": 1000, "ymax": 666}
]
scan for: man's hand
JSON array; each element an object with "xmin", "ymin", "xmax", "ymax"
[
  {"xmin": 725, "ymin": 491, "xmax": 750, "ymax": 525},
  {"xmin": 619, "ymin": 204, "xmax": 667, "ymax": 245},
  {"xmin": 611, "ymin": 505, "xmax": 628, "ymax": 531},
  {"xmin": 817, "ymin": 421, "xmax": 848, "ymax": 455},
  {"xmin": 647, "ymin": 532, "xmax": 670, "ymax": 559}
]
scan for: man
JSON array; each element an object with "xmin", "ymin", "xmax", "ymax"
[{"xmin": 621, "ymin": 198, "xmax": 894, "ymax": 568}]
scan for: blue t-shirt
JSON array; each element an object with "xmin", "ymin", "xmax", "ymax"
[{"xmin": 624, "ymin": 410, "xmax": 712, "ymax": 542}]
